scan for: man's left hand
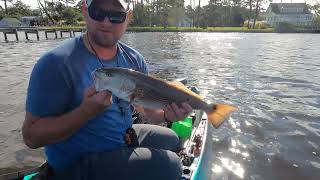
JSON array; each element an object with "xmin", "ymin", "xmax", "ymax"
[{"xmin": 163, "ymin": 103, "xmax": 193, "ymax": 122}]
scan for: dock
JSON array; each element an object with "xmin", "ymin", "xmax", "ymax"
[{"xmin": 0, "ymin": 27, "xmax": 86, "ymax": 42}]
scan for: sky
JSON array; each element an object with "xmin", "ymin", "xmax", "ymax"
[{"xmin": 0, "ymin": 0, "xmax": 319, "ymax": 10}]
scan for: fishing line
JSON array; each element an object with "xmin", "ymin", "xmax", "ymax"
[{"xmin": 86, "ymin": 32, "xmax": 125, "ymax": 116}]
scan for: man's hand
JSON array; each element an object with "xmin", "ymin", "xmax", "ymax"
[
  {"xmin": 163, "ymin": 103, "xmax": 193, "ymax": 122},
  {"xmin": 79, "ymin": 85, "xmax": 113, "ymax": 118}
]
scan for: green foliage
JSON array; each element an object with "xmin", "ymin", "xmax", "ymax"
[
  {"xmin": 275, "ymin": 22, "xmax": 296, "ymax": 33},
  {"xmin": 61, "ymin": 7, "xmax": 81, "ymax": 25},
  {"xmin": 5, "ymin": 0, "xmax": 33, "ymax": 18},
  {"xmin": 243, "ymin": 20, "xmax": 269, "ymax": 29},
  {"xmin": 311, "ymin": 3, "xmax": 320, "ymax": 16},
  {"xmin": 43, "ymin": 1, "xmax": 81, "ymax": 25},
  {"xmin": 313, "ymin": 16, "xmax": 320, "ymax": 27},
  {"xmin": 127, "ymin": 26, "xmax": 274, "ymax": 33},
  {"xmin": 256, "ymin": 22, "xmax": 269, "ymax": 29},
  {"xmin": 131, "ymin": 0, "xmax": 250, "ymax": 27},
  {"xmin": 0, "ymin": 0, "xmax": 314, "ymax": 30}
]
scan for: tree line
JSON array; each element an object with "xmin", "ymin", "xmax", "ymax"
[
  {"xmin": 0, "ymin": 0, "xmax": 319, "ymax": 28},
  {"xmin": 130, "ymin": 0, "xmax": 264, "ymax": 28},
  {"xmin": 0, "ymin": 0, "xmax": 82, "ymax": 25}
]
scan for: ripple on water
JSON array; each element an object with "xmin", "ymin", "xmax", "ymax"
[{"xmin": 1, "ymin": 33, "xmax": 320, "ymax": 179}]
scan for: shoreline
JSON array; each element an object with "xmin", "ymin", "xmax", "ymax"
[{"xmin": 0, "ymin": 26, "xmax": 319, "ymax": 34}]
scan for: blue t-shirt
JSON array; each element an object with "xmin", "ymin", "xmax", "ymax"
[{"xmin": 26, "ymin": 36, "xmax": 148, "ymax": 171}]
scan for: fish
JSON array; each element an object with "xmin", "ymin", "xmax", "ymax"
[{"xmin": 93, "ymin": 67, "xmax": 238, "ymax": 128}]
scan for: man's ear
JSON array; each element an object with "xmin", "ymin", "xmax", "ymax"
[
  {"xmin": 82, "ymin": 0, "xmax": 88, "ymax": 17},
  {"xmin": 126, "ymin": 10, "xmax": 133, "ymax": 24},
  {"xmin": 82, "ymin": 0, "xmax": 89, "ymax": 22}
]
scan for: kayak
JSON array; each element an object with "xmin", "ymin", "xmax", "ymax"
[{"xmin": 178, "ymin": 110, "xmax": 208, "ymax": 180}]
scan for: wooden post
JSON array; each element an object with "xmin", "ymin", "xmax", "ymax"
[
  {"xmin": 25, "ymin": 31, "xmax": 29, "ymax": 40},
  {"xmin": 25, "ymin": 29, "xmax": 40, "ymax": 41},
  {"xmin": 45, "ymin": 30, "xmax": 58, "ymax": 39},
  {"xmin": 73, "ymin": 30, "xmax": 83, "ymax": 37},
  {"xmin": 15, "ymin": 29, "xmax": 19, "ymax": 41},
  {"xmin": 4, "ymin": 32, "xmax": 8, "ymax": 41},
  {"xmin": 36, "ymin": 30, "xmax": 39, "ymax": 40},
  {"xmin": 3, "ymin": 29, "xmax": 19, "ymax": 41}
]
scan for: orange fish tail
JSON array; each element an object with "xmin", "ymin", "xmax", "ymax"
[{"xmin": 206, "ymin": 104, "xmax": 238, "ymax": 128}]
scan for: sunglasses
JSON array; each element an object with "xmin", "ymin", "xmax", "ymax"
[{"xmin": 88, "ymin": 5, "xmax": 127, "ymax": 24}]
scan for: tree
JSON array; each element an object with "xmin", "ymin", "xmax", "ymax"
[
  {"xmin": 61, "ymin": 7, "xmax": 81, "ymax": 24},
  {"xmin": 313, "ymin": 16, "xmax": 320, "ymax": 28},
  {"xmin": 37, "ymin": 0, "xmax": 55, "ymax": 23},
  {"xmin": 311, "ymin": 3, "xmax": 320, "ymax": 16},
  {"xmin": 6, "ymin": 0, "xmax": 33, "ymax": 18},
  {"xmin": 59, "ymin": 0, "xmax": 75, "ymax": 7},
  {"xmin": 1, "ymin": 0, "xmax": 14, "ymax": 15},
  {"xmin": 247, "ymin": 0, "xmax": 253, "ymax": 29},
  {"xmin": 253, "ymin": 0, "xmax": 259, "ymax": 28},
  {"xmin": 185, "ymin": 5, "xmax": 195, "ymax": 26}
]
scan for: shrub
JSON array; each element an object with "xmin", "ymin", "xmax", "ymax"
[{"xmin": 275, "ymin": 22, "xmax": 296, "ymax": 33}]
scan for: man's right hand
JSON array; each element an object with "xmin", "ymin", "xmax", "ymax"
[
  {"xmin": 22, "ymin": 85, "xmax": 113, "ymax": 149},
  {"xmin": 79, "ymin": 85, "xmax": 113, "ymax": 118}
]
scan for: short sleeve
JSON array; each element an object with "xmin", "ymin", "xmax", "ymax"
[
  {"xmin": 26, "ymin": 53, "xmax": 72, "ymax": 117},
  {"xmin": 139, "ymin": 56, "xmax": 148, "ymax": 75}
]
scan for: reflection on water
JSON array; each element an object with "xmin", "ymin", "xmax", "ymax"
[{"xmin": 0, "ymin": 32, "xmax": 320, "ymax": 179}]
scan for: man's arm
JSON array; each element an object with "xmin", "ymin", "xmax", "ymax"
[
  {"xmin": 138, "ymin": 103, "xmax": 193, "ymax": 125},
  {"xmin": 22, "ymin": 86, "xmax": 112, "ymax": 149}
]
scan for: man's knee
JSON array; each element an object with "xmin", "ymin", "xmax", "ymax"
[{"xmin": 133, "ymin": 124, "xmax": 180, "ymax": 151}]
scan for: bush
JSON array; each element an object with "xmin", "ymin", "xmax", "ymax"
[
  {"xmin": 243, "ymin": 20, "xmax": 269, "ymax": 29},
  {"xmin": 256, "ymin": 21, "xmax": 269, "ymax": 29},
  {"xmin": 275, "ymin": 22, "xmax": 296, "ymax": 33},
  {"xmin": 77, "ymin": 21, "xmax": 86, "ymax": 26},
  {"xmin": 243, "ymin": 20, "xmax": 250, "ymax": 28}
]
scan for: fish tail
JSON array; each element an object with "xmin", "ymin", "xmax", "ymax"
[{"xmin": 205, "ymin": 104, "xmax": 238, "ymax": 128}]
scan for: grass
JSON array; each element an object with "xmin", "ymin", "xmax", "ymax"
[
  {"xmin": 127, "ymin": 26, "xmax": 275, "ymax": 33},
  {"xmin": 12, "ymin": 25, "xmax": 275, "ymax": 33}
]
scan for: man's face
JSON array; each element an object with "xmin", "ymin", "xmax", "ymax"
[{"xmin": 83, "ymin": 0, "xmax": 129, "ymax": 47}]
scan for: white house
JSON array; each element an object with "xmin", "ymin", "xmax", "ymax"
[{"xmin": 266, "ymin": 3, "xmax": 314, "ymax": 27}]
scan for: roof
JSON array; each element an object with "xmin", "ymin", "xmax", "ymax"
[
  {"xmin": 268, "ymin": 3, "xmax": 311, "ymax": 14},
  {"xmin": 0, "ymin": 18, "xmax": 22, "ymax": 27}
]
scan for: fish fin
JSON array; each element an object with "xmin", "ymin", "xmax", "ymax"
[
  {"xmin": 206, "ymin": 104, "xmax": 238, "ymax": 128},
  {"xmin": 169, "ymin": 81, "xmax": 186, "ymax": 87},
  {"xmin": 167, "ymin": 81, "xmax": 203, "ymax": 100}
]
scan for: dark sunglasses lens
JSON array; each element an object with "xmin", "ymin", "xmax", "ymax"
[
  {"xmin": 88, "ymin": 6, "xmax": 106, "ymax": 21},
  {"xmin": 88, "ymin": 5, "xmax": 127, "ymax": 23},
  {"xmin": 108, "ymin": 12, "xmax": 127, "ymax": 24}
]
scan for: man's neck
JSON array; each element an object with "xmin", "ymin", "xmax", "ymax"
[{"xmin": 83, "ymin": 33, "xmax": 118, "ymax": 60}]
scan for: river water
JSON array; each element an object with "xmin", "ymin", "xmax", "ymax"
[{"xmin": 0, "ymin": 32, "xmax": 319, "ymax": 179}]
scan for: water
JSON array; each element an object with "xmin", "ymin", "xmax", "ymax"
[{"xmin": 0, "ymin": 32, "xmax": 319, "ymax": 179}]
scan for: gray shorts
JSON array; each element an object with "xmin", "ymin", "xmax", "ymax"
[{"xmin": 49, "ymin": 124, "xmax": 182, "ymax": 180}]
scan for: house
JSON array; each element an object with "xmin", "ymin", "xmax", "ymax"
[
  {"xmin": 0, "ymin": 17, "xmax": 22, "ymax": 27},
  {"xmin": 266, "ymin": 3, "xmax": 314, "ymax": 27},
  {"xmin": 20, "ymin": 16, "xmax": 42, "ymax": 26}
]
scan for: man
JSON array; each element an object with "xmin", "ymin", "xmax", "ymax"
[{"xmin": 22, "ymin": 0, "xmax": 192, "ymax": 179}]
